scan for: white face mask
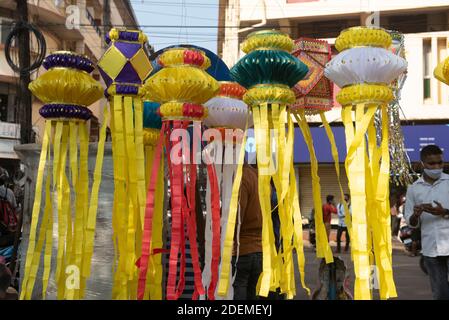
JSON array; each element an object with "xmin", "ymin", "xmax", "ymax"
[{"xmin": 423, "ymin": 168, "xmax": 443, "ymax": 180}]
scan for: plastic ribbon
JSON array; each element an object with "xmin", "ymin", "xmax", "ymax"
[
  {"xmin": 80, "ymin": 105, "xmax": 109, "ymax": 298},
  {"xmin": 342, "ymin": 103, "xmax": 376, "ymax": 300},
  {"xmin": 217, "ymin": 123, "xmax": 247, "ymax": 297},
  {"xmin": 137, "ymin": 123, "xmax": 165, "ymax": 300},
  {"xmin": 319, "ymin": 111, "xmax": 353, "ymax": 256},
  {"xmin": 253, "ymin": 104, "xmax": 275, "ymax": 297},
  {"xmin": 20, "ymin": 121, "xmax": 50, "ymax": 300},
  {"xmin": 201, "ymin": 141, "xmax": 214, "ymax": 299},
  {"xmin": 111, "ymin": 95, "xmax": 130, "ymax": 299},
  {"xmin": 294, "ymin": 111, "xmax": 333, "ymax": 264}
]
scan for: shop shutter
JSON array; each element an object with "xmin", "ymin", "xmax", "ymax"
[{"xmin": 296, "ymin": 164, "xmax": 349, "ymax": 225}]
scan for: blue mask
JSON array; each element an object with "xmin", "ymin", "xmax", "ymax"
[{"xmin": 423, "ymin": 168, "xmax": 443, "ymax": 180}]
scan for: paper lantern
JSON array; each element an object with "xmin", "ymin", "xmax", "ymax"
[
  {"xmin": 325, "ymin": 26, "xmax": 407, "ymax": 300},
  {"xmin": 22, "ymin": 51, "xmax": 104, "ymax": 300},
  {"xmin": 291, "ymin": 38, "xmax": 334, "ymax": 114},
  {"xmin": 139, "ymin": 47, "xmax": 220, "ymax": 300},
  {"xmin": 97, "ymin": 28, "xmax": 152, "ymax": 299},
  {"xmin": 222, "ymin": 30, "xmax": 310, "ymax": 299}
]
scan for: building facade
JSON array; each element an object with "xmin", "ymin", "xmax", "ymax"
[
  {"xmin": 0, "ymin": 0, "xmax": 139, "ymax": 173},
  {"xmin": 219, "ymin": 0, "xmax": 449, "ymax": 219}
]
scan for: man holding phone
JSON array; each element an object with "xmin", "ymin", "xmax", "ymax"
[{"xmin": 405, "ymin": 145, "xmax": 449, "ymax": 300}]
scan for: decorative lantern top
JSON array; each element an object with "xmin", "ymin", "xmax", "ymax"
[
  {"xmin": 29, "ymin": 51, "xmax": 103, "ymax": 121},
  {"xmin": 325, "ymin": 26, "xmax": 407, "ymax": 105},
  {"xmin": 204, "ymin": 81, "xmax": 250, "ymax": 130},
  {"xmin": 335, "ymin": 26, "xmax": 392, "ymax": 52},
  {"xmin": 230, "ymin": 30, "xmax": 309, "ymax": 106},
  {"xmin": 98, "ymin": 28, "xmax": 153, "ymax": 96},
  {"xmin": 241, "ymin": 30, "xmax": 294, "ymax": 53},
  {"xmin": 142, "ymin": 47, "xmax": 219, "ymax": 121}
]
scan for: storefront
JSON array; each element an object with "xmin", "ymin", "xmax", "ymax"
[{"xmin": 247, "ymin": 123, "xmax": 449, "ymax": 222}]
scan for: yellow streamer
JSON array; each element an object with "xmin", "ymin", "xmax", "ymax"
[
  {"xmin": 79, "ymin": 104, "xmax": 110, "ymax": 299},
  {"xmin": 319, "ymin": 111, "xmax": 353, "ymax": 256},
  {"xmin": 56, "ymin": 124, "xmax": 70, "ymax": 300},
  {"xmin": 294, "ymin": 111, "xmax": 333, "ymax": 263},
  {"xmin": 217, "ymin": 119, "xmax": 248, "ymax": 297},
  {"xmin": 123, "ymin": 96, "xmax": 138, "ymax": 292},
  {"xmin": 20, "ymin": 121, "xmax": 51, "ymax": 300},
  {"xmin": 342, "ymin": 104, "xmax": 376, "ymax": 300},
  {"xmin": 290, "ymin": 159, "xmax": 310, "ymax": 296},
  {"xmin": 42, "ymin": 142, "xmax": 53, "ymax": 299},
  {"xmin": 253, "ymin": 104, "xmax": 274, "ymax": 297},
  {"xmin": 111, "ymin": 95, "xmax": 128, "ymax": 299}
]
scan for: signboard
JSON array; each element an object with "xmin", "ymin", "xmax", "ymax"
[
  {"xmin": 246, "ymin": 124, "xmax": 449, "ymax": 163},
  {"xmin": 0, "ymin": 138, "xmax": 19, "ymax": 159},
  {"xmin": 0, "ymin": 121, "xmax": 20, "ymax": 139}
]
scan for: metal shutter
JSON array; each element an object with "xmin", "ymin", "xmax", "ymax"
[{"xmin": 296, "ymin": 164, "xmax": 349, "ymax": 224}]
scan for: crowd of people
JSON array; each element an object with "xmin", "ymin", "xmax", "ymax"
[{"xmin": 0, "ymin": 168, "xmax": 21, "ymax": 300}]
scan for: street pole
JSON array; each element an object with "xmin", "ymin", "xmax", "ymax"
[{"xmin": 16, "ymin": 0, "xmax": 32, "ymax": 144}]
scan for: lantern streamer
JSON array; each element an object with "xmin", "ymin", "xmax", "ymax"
[
  {"xmin": 224, "ymin": 30, "xmax": 310, "ymax": 298},
  {"xmin": 21, "ymin": 51, "xmax": 104, "ymax": 299},
  {"xmin": 98, "ymin": 28, "xmax": 152, "ymax": 299},
  {"xmin": 325, "ymin": 27, "xmax": 406, "ymax": 299},
  {"xmin": 138, "ymin": 47, "xmax": 220, "ymax": 300}
]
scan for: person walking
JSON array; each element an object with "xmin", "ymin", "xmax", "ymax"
[
  {"xmin": 322, "ymin": 195, "xmax": 337, "ymax": 242},
  {"xmin": 336, "ymin": 194, "xmax": 351, "ymax": 253},
  {"xmin": 232, "ymin": 164, "xmax": 263, "ymax": 300}
]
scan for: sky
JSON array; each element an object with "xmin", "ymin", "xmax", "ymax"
[{"xmin": 131, "ymin": 0, "xmax": 220, "ymax": 54}]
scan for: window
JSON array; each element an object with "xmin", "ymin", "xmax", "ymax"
[
  {"xmin": 423, "ymin": 39, "xmax": 431, "ymax": 101},
  {"xmin": 0, "ymin": 19, "xmax": 13, "ymax": 45},
  {"xmin": 0, "ymin": 94, "xmax": 8, "ymax": 122}
]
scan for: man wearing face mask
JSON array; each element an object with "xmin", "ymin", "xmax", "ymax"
[{"xmin": 404, "ymin": 145, "xmax": 449, "ymax": 300}]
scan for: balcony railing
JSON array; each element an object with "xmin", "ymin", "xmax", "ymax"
[{"xmin": 86, "ymin": 8, "xmax": 102, "ymax": 38}]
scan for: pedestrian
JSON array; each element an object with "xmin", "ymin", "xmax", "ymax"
[
  {"xmin": 309, "ymin": 208, "xmax": 316, "ymax": 250},
  {"xmin": 232, "ymin": 164, "xmax": 263, "ymax": 300},
  {"xmin": 392, "ymin": 192, "xmax": 406, "ymax": 238},
  {"xmin": 322, "ymin": 195, "xmax": 337, "ymax": 242},
  {"xmin": 336, "ymin": 194, "xmax": 351, "ymax": 253},
  {"xmin": 0, "ymin": 172, "xmax": 18, "ymax": 248},
  {"xmin": 404, "ymin": 145, "xmax": 449, "ymax": 300}
]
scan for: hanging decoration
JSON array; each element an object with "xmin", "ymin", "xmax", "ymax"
[
  {"xmin": 219, "ymin": 29, "xmax": 310, "ymax": 299},
  {"xmin": 377, "ymin": 30, "xmax": 413, "ymax": 187},
  {"xmin": 325, "ymin": 26, "xmax": 407, "ymax": 300},
  {"xmin": 290, "ymin": 38, "xmax": 346, "ymax": 262},
  {"xmin": 137, "ymin": 101, "xmax": 165, "ymax": 299},
  {"xmin": 203, "ymin": 81, "xmax": 250, "ymax": 299},
  {"xmin": 97, "ymin": 28, "xmax": 152, "ymax": 299},
  {"xmin": 21, "ymin": 51, "xmax": 104, "ymax": 300},
  {"xmin": 292, "ymin": 38, "xmax": 334, "ymax": 115},
  {"xmin": 138, "ymin": 47, "xmax": 220, "ymax": 300},
  {"xmin": 434, "ymin": 51, "xmax": 449, "ymax": 85}
]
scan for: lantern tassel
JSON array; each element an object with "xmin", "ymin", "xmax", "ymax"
[{"xmin": 217, "ymin": 125, "xmax": 247, "ymax": 297}]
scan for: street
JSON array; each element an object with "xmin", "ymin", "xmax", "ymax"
[{"xmin": 294, "ymin": 230, "xmax": 432, "ymax": 300}]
